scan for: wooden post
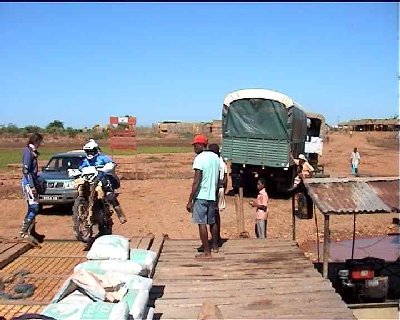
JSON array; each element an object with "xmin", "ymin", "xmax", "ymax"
[
  {"xmin": 239, "ymin": 187, "xmax": 244, "ymax": 234},
  {"xmin": 323, "ymin": 214, "xmax": 330, "ymax": 279},
  {"xmin": 292, "ymin": 194, "xmax": 296, "ymax": 241}
]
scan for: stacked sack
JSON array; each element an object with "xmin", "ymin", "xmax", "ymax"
[{"xmin": 41, "ymin": 235, "xmax": 158, "ymax": 320}]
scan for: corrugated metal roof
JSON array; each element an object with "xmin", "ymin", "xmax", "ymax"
[
  {"xmin": 339, "ymin": 118, "xmax": 399, "ymax": 126},
  {"xmin": 304, "ymin": 177, "xmax": 399, "ymax": 214}
]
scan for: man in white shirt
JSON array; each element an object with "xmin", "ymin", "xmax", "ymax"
[
  {"xmin": 351, "ymin": 147, "xmax": 361, "ymax": 176},
  {"xmin": 186, "ymin": 135, "xmax": 220, "ymax": 259}
]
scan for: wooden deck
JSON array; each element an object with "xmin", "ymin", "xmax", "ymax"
[
  {"xmin": 150, "ymin": 238, "xmax": 355, "ymax": 319},
  {"xmin": 0, "ymin": 237, "xmax": 355, "ymax": 319}
]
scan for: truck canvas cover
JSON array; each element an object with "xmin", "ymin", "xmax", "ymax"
[
  {"xmin": 222, "ymin": 89, "xmax": 307, "ymax": 168},
  {"xmin": 223, "ymin": 98, "xmax": 289, "ymax": 140}
]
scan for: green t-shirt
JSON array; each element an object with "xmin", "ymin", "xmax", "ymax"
[{"xmin": 192, "ymin": 151, "xmax": 220, "ymax": 201}]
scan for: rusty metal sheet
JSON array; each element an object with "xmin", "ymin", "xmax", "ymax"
[
  {"xmin": 369, "ymin": 180, "xmax": 400, "ymax": 212},
  {"xmin": 304, "ymin": 177, "xmax": 398, "ymax": 215},
  {"xmin": 0, "ymin": 240, "xmax": 93, "ymax": 319},
  {"xmin": 0, "ymin": 304, "xmax": 43, "ymax": 319},
  {"xmin": 24, "ymin": 240, "xmax": 86, "ymax": 257},
  {"xmin": 0, "ymin": 275, "xmax": 66, "ymax": 305},
  {"xmin": 1, "ymin": 256, "xmax": 85, "ymax": 276}
]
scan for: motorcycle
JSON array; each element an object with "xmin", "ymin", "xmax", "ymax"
[
  {"xmin": 68, "ymin": 163, "xmax": 126, "ymax": 246},
  {"xmin": 337, "ymin": 257, "xmax": 389, "ymax": 303}
]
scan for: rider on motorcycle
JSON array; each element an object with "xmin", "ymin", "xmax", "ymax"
[{"xmin": 80, "ymin": 139, "xmax": 127, "ymax": 224}]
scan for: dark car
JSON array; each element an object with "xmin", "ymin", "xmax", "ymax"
[{"xmin": 38, "ymin": 150, "xmax": 86, "ymax": 209}]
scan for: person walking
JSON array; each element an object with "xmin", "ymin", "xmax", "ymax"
[
  {"xmin": 20, "ymin": 133, "xmax": 46, "ymax": 243},
  {"xmin": 186, "ymin": 135, "xmax": 220, "ymax": 259},
  {"xmin": 350, "ymin": 147, "xmax": 361, "ymax": 176},
  {"xmin": 249, "ymin": 178, "xmax": 269, "ymax": 239}
]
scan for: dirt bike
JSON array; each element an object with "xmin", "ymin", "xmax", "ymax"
[{"xmin": 68, "ymin": 165, "xmax": 121, "ymax": 245}]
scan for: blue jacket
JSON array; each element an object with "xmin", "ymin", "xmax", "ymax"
[
  {"xmin": 22, "ymin": 146, "xmax": 39, "ymax": 188},
  {"xmin": 79, "ymin": 153, "xmax": 113, "ymax": 170}
]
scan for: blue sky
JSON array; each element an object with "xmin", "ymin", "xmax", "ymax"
[{"xmin": 0, "ymin": 3, "xmax": 398, "ymax": 128}]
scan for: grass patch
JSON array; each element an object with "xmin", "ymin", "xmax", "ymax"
[
  {"xmin": 0, "ymin": 145, "xmax": 193, "ymax": 170},
  {"xmin": 0, "ymin": 147, "xmax": 68, "ymax": 171}
]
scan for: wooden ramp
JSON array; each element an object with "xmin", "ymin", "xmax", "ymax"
[{"xmin": 150, "ymin": 238, "xmax": 355, "ymax": 319}]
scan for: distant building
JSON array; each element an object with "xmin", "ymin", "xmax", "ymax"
[
  {"xmin": 210, "ymin": 120, "xmax": 222, "ymax": 135},
  {"xmin": 153, "ymin": 120, "xmax": 222, "ymax": 137},
  {"xmin": 338, "ymin": 118, "xmax": 399, "ymax": 132}
]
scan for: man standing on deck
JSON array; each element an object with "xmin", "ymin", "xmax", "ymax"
[{"xmin": 186, "ymin": 135, "xmax": 220, "ymax": 260}]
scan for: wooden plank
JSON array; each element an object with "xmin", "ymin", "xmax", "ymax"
[
  {"xmin": 153, "ymin": 270, "xmax": 320, "ymax": 281},
  {"xmin": 137, "ymin": 235, "xmax": 155, "ymax": 250},
  {"xmin": 149, "ymin": 234, "xmax": 167, "ymax": 279},
  {"xmin": 0, "ymin": 242, "xmax": 32, "ymax": 270},
  {"xmin": 153, "ymin": 307, "xmax": 354, "ymax": 320},
  {"xmin": 161, "ymin": 246, "xmax": 302, "ymax": 255},
  {"xmin": 150, "ymin": 286, "xmax": 338, "ymax": 300},
  {"xmin": 157, "ymin": 252, "xmax": 309, "ymax": 262},
  {"xmin": 153, "ymin": 270, "xmax": 323, "ymax": 282},
  {"xmin": 150, "ymin": 278, "xmax": 334, "ymax": 292},
  {"xmin": 158, "ymin": 248, "xmax": 305, "ymax": 256},
  {"xmin": 0, "ymin": 242, "xmax": 18, "ymax": 255},
  {"xmin": 154, "ymin": 302, "xmax": 353, "ymax": 317},
  {"xmin": 153, "ymin": 293, "xmax": 344, "ymax": 308},
  {"xmin": 151, "ymin": 277, "xmax": 333, "ymax": 291},
  {"xmin": 154, "ymin": 259, "xmax": 318, "ymax": 271},
  {"xmin": 154, "ymin": 262, "xmax": 314, "ymax": 270},
  {"xmin": 162, "ymin": 238, "xmax": 297, "ymax": 247},
  {"xmin": 149, "ymin": 234, "xmax": 167, "ymax": 254},
  {"xmin": 130, "ymin": 236, "xmax": 143, "ymax": 249}
]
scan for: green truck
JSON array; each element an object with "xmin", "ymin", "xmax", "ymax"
[{"xmin": 221, "ymin": 88, "xmax": 316, "ymax": 194}]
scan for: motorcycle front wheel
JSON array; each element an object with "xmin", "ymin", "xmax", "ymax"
[{"xmin": 72, "ymin": 196, "xmax": 93, "ymax": 243}]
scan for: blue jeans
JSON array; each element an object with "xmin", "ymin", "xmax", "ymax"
[
  {"xmin": 21, "ymin": 179, "xmax": 39, "ymax": 221},
  {"xmin": 255, "ymin": 219, "xmax": 267, "ymax": 239}
]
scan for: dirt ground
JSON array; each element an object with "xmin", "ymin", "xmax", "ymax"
[{"xmin": 0, "ymin": 131, "xmax": 398, "ymax": 261}]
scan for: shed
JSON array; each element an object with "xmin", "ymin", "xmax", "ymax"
[{"xmin": 303, "ymin": 176, "xmax": 399, "ymax": 278}]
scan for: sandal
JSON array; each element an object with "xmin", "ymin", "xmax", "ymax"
[
  {"xmin": 211, "ymin": 247, "xmax": 219, "ymax": 253},
  {"xmin": 195, "ymin": 253, "xmax": 212, "ymax": 260}
]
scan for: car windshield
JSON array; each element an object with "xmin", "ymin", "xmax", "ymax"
[{"xmin": 44, "ymin": 157, "xmax": 83, "ymax": 172}]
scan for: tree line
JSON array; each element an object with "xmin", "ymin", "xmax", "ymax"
[{"xmin": 0, "ymin": 120, "xmax": 106, "ymax": 139}]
